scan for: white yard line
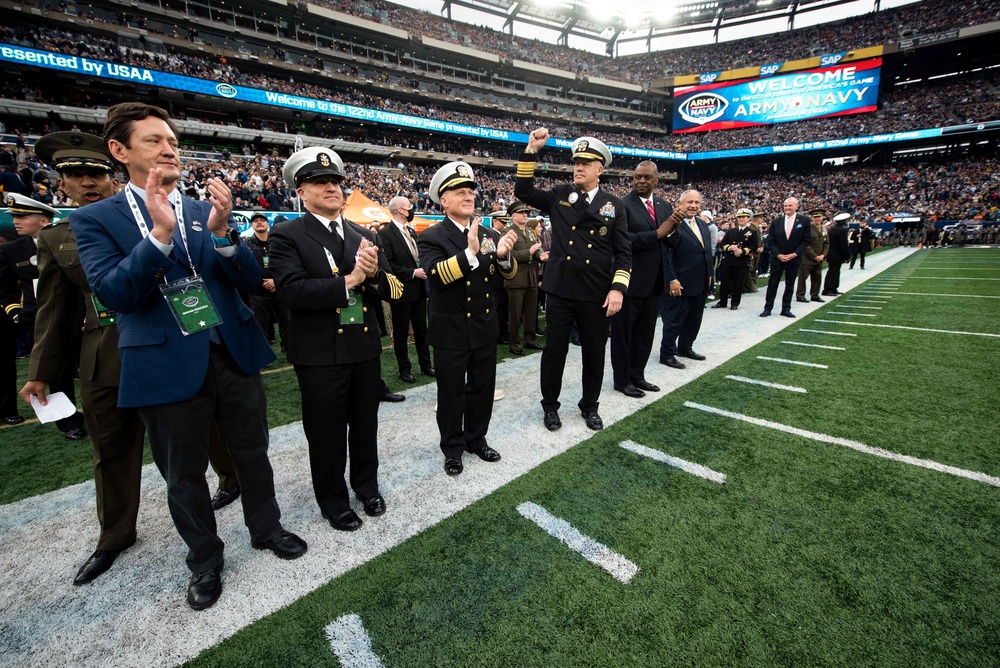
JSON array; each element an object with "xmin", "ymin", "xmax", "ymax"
[
  {"xmin": 799, "ymin": 329, "xmax": 857, "ymax": 337},
  {"xmin": 325, "ymin": 615, "xmax": 386, "ymax": 668},
  {"xmin": 516, "ymin": 502, "xmax": 640, "ymax": 584},
  {"xmin": 684, "ymin": 402, "xmax": 1000, "ymax": 488},
  {"xmin": 782, "ymin": 341, "xmax": 846, "ymax": 350},
  {"xmin": 908, "ymin": 277, "xmax": 1000, "ymax": 281},
  {"xmin": 815, "ymin": 319, "xmax": 1000, "ymax": 337},
  {"xmin": 833, "ymin": 305, "xmax": 882, "ymax": 310},
  {"xmin": 874, "ymin": 292, "xmax": 1000, "ymax": 299},
  {"xmin": 619, "ymin": 440, "xmax": 728, "ymax": 482},
  {"xmin": 756, "ymin": 356, "xmax": 828, "ymax": 369},
  {"xmin": 828, "ymin": 311, "xmax": 877, "ymax": 317},
  {"xmin": 724, "ymin": 375, "xmax": 808, "ymax": 393}
]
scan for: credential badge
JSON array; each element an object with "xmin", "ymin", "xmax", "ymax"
[{"xmin": 599, "ymin": 226, "xmax": 608, "ymax": 236}]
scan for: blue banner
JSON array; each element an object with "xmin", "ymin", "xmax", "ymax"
[
  {"xmin": 0, "ymin": 43, "xmax": 684, "ymax": 162},
  {"xmin": 687, "ymin": 127, "xmax": 944, "ymax": 160},
  {"xmin": 673, "ymin": 58, "xmax": 882, "ymax": 134}
]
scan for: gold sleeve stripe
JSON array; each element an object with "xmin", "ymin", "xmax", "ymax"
[
  {"xmin": 516, "ymin": 162, "xmax": 536, "ymax": 176},
  {"xmin": 613, "ymin": 269, "xmax": 631, "ymax": 289},
  {"xmin": 385, "ymin": 272, "xmax": 404, "ymax": 301},
  {"xmin": 499, "ymin": 258, "xmax": 518, "ymax": 280},
  {"xmin": 4, "ymin": 304, "xmax": 22, "ymax": 314},
  {"xmin": 435, "ymin": 255, "xmax": 464, "ymax": 285}
]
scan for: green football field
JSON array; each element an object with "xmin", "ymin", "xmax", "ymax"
[{"xmin": 185, "ymin": 248, "xmax": 1000, "ymax": 667}]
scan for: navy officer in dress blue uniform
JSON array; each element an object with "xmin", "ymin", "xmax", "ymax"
[
  {"xmin": 72, "ymin": 102, "xmax": 306, "ymax": 611},
  {"xmin": 268, "ymin": 147, "xmax": 403, "ymax": 528},
  {"xmin": 418, "ymin": 161, "xmax": 517, "ymax": 476},
  {"xmin": 514, "ymin": 130, "xmax": 632, "ymax": 432}
]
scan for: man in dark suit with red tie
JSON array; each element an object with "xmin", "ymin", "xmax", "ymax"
[
  {"xmin": 658, "ymin": 190, "xmax": 714, "ymax": 370},
  {"xmin": 379, "ymin": 196, "xmax": 434, "ymax": 383},
  {"xmin": 269, "ymin": 147, "xmax": 404, "ymax": 529},
  {"xmin": 760, "ymin": 197, "xmax": 811, "ymax": 318},
  {"xmin": 417, "ymin": 161, "xmax": 517, "ymax": 476},
  {"xmin": 610, "ymin": 161, "xmax": 681, "ymax": 398}
]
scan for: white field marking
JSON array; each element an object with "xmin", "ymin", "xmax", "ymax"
[
  {"xmin": 326, "ymin": 614, "xmax": 386, "ymax": 668},
  {"xmin": 869, "ymin": 291, "xmax": 1000, "ymax": 299},
  {"xmin": 725, "ymin": 375, "xmax": 808, "ymax": 394},
  {"xmin": 619, "ymin": 440, "xmax": 727, "ymax": 483},
  {"xmin": 516, "ymin": 502, "xmax": 640, "ymax": 584},
  {"xmin": 829, "ymin": 311, "xmax": 877, "ymax": 317},
  {"xmin": 756, "ymin": 356, "xmax": 828, "ymax": 369},
  {"xmin": 799, "ymin": 328, "xmax": 857, "ymax": 337},
  {"xmin": 782, "ymin": 341, "xmax": 846, "ymax": 350},
  {"xmin": 846, "ymin": 299, "xmax": 889, "ymax": 303},
  {"xmin": 909, "ymin": 276, "xmax": 1000, "ymax": 281},
  {"xmin": 835, "ymin": 305, "xmax": 883, "ymax": 310},
  {"xmin": 684, "ymin": 402, "xmax": 1000, "ymax": 488},
  {"xmin": 816, "ymin": 319, "xmax": 1000, "ymax": 337},
  {"xmin": 913, "ymin": 267, "xmax": 1000, "ymax": 270}
]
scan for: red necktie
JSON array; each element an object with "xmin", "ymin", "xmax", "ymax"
[{"xmin": 645, "ymin": 199, "xmax": 655, "ymax": 222}]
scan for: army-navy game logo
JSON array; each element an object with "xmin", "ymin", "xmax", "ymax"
[
  {"xmin": 215, "ymin": 83, "xmax": 238, "ymax": 98},
  {"xmin": 182, "ymin": 296, "xmax": 200, "ymax": 308},
  {"xmin": 677, "ymin": 93, "xmax": 729, "ymax": 125}
]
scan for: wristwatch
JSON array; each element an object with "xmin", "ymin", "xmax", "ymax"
[{"xmin": 211, "ymin": 227, "xmax": 240, "ymax": 247}]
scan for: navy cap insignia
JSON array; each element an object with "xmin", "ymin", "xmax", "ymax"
[
  {"xmin": 577, "ymin": 139, "xmax": 589, "ymax": 152},
  {"xmin": 318, "ymin": 153, "xmax": 331, "ymax": 167},
  {"xmin": 457, "ymin": 164, "xmax": 471, "ymax": 178}
]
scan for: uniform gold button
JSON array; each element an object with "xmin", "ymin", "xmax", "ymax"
[
  {"xmin": 466, "ymin": 281, "xmax": 471, "ymax": 286},
  {"xmin": 485, "ymin": 293, "xmax": 490, "ymax": 298},
  {"xmin": 364, "ymin": 326, "xmax": 369, "ymax": 332},
  {"xmin": 467, "ymin": 313, "xmax": 471, "ymax": 318},
  {"xmin": 363, "ymin": 306, "xmax": 368, "ymax": 313},
  {"xmin": 567, "ymin": 256, "xmax": 571, "ymax": 260},
  {"xmin": 337, "ymin": 328, "xmax": 344, "ymax": 334},
  {"xmin": 569, "ymin": 241, "xmax": 574, "ymax": 245},
  {"xmin": 571, "ymin": 226, "xmax": 576, "ymax": 230},
  {"xmin": 586, "ymin": 259, "xmax": 591, "ymax": 264},
  {"xmin": 590, "ymin": 230, "xmax": 595, "ymax": 235},
  {"xmin": 484, "ymin": 277, "xmax": 489, "ymax": 282},
  {"xmin": 587, "ymin": 244, "xmax": 592, "ymax": 249},
  {"xmin": 486, "ymin": 308, "xmax": 490, "ymax": 314},
  {"xmin": 336, "ymin": 308, "xmax": 341, "ymax": 313},
  {"xmin": 467, "ymin": 297, "xmax": 471, "ymax": 302}
]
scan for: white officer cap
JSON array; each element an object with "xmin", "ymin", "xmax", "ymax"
[
  {"xmin": 428, "ymin": 161, "xmax": 477, "ymax": 205},
  {"xmin": 833, "ymin": 212, "xmax": 852, "ymax": 223},
  {"xmin": 571, "ymin": 136, "xmax": 612, "ymax": 167},
  {"xmin": 282, "ymin": 147, "xmax": 345, "ymax": 188},
  {"xmin": 736, "ymin": 207, "xmax": 752, "ymax": 217},
  {"xmin": 4, "ymin": 192, "xmax": 59, "ymax": 218}
]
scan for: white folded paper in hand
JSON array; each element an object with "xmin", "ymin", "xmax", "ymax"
[{"xmin": 29, "ymin": 392, "xmax": 77, "ymax": 423}]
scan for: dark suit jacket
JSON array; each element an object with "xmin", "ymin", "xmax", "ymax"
[
  {"xmin": 622, "ymin": 191, "xmax": 673, "ymax": 298},
  {"xmin": 28, "ymin": 221, "xmax": 121, "ymax": 387},
  {"xmin": 766, "ymin": 214, "xmax": 811, "ymax": 259},
  {"xmin": 268, "ymin": 212, "xmax": 401, "ymax": 366},
  {"xmin": 72, "ymin": 189, "xmax": 274, "ymax": 408},
  {"xmin": 514, "ymin": 153, "xmax": 631, "ymax": 301},
  {"xmin": 827, "ymin": 225, "xmax": 850, "ymax": 264},
  {"xmin": 849, "ymin": 227, "xmax": 874, "ymax": 251},
  {"xmin": 662, "ymin": 217, "xmax": 714, "ymax": 297},
  {"xmin": 0, "ymin": 236, "xmax": 39, "ymax": 327},
  {"xmin": 418, "ymin": 218, "xmax": 515, "ymax": 351},
  {"xmin": 378, "ymin": 221, "xmax": 425, "ymax": 303}
]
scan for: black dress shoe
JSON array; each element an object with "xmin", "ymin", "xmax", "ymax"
[
  {"xmin": 467, "ymin": 445, "xmax": 502, "ymax": 462},
  {"xmin": 187, "ymin": 565, "xmax": 223, "ymax": 611},
  {"xmin": 252, "ymin": 529, "xmax": 307, "ymax": 559},
  {"xmin": 543, "ymin": 411, "xmax": 562, "ymax": 431},
  {"xmin": 525, "ymin": 342, "xmax": 544, "ymax": 350},
  {"xmin": 633, "ymin": 380, "xmax": 660, "ymax": 392},
  {"xmin": 678, "ymin": 350, "xmax": 706, "ymax": 361},
  {"xmin": 360, "ymin": 495, "xmax": 386, "ymax": 516},
  {"xmin": 3, "ymin": 415, "xmax": 25, "ymax": 425},
  {"xmin": 780, "ymin": 310, "xmax": 796, "ymax": 318},
  {"xmin": 421, "ymin": 367, "xmax": 436, "ymax": 377},
  {"xmin": 821, "ymin": 291, "xmax": 835, "ymax": 296},
  {"xmin": 509, "ymin": 345, "xmax": 524, "ymax": 355},
  {"xmin": 74, "ymin": 548, "xmax": 127, "ymax": 585},
  {"xmin": 324, "ymin": 509, "xmax": 363, "ymax": 531},
  {"xmin": 444, "ymin": 457, "xmax": 464, "ymax": 476},
  {"xmin": 380, "ymin": 392, "xmax": 405, "ymax": 403},
  {"xmin": 615, "ymin": 384, "xmax": 645, "ymax": 398},
  {"xmin": 399, "ymin": 370, "xmax": 416, "ymax": 383},
  {"xmin": 64, "ymin": 427, "xmax": 87, "ymax": 441},
  {"xmin": 759, "ymin": 310, "xmax": 772, "ymax": 317},
  {"xmin": 711, "ymin": 301, "xmax": 728, "ymax": 309},
  {"xmin": 796, "ymin": 297, "xmax": 809, "ymax": 303},
  {"xmin": 211, "ymin": 485, "xmax": 241, "ymax": 511},
  {"xmin": 661, "ymin": 356, "xmax": 686, "ymax": 369},
  {"xmin": 811, "ymin": 297, "xmax": 825, "ymax": 303},
  {"xmin": 581, "ymin": 411, "xmax": 604, "ymax": 431},
  {"xmin": 730, "ymin": 305, "xmax": 738, "ymax": 310}
]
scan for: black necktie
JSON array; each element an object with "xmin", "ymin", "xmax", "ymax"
[{"xmin": 330, "ymin": 219, "xmax": 344, "ymax": 263}]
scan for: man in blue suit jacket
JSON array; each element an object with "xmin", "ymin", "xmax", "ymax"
[
  {"xmin": 73, "ymin": 103, "xmax": 306, "ymax": 611},
  {"xmin": 761, "ymin": 197, "xmax": 812, "ymax": 318},
  {"xmin": 658, "ymin": 190, "xmax": 714, "ymax": 370}
]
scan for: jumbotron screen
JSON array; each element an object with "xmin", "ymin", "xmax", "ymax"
[{"xmin": 672, "ymin": 58, "xmax": 882, "ymax": 134}]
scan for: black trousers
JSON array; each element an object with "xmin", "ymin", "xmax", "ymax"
[
  {"xmin": 433, "ymin": 343, "xmax": 496, "ymax": 459},
  {"xmin": 610, "ymin": 291, "xmax": 660, "ymax": 387},
  {"xmin": 659, "ymin": 292, "xmax": 706, "ymax": 359},
  {"xmin": 763, "ymin": 259, "xmax": 801, "ymax": 313},
  {"xmin": 824, "ymin": 262, "xmax": 844, "ymax": 294},
  {"xmin": 717, "ymin": 264, "xmax": 749, "ymax": 307},
  {"xmin": 540, "ymin": 294, "xmax": 608, "ymax": 414},
  {"xmin": 849, "ymin": 247, "xmax": 867, "ymax": 269},
  {"xmin": 294, "ymin": 355, "xmax": 381, "ymax": 515},
  {"xmin": 0, "ymin": 313, "xmax": 17, "ymax": 419},
  {"xmin": 251, "ymin": 295, "xmax": 289, "ymax": 351},
  {"xmin": 140, "ymin": 345, "xmax": 280, "ymax": 573},
  {"xmin": 389, "ymin": 295, "xmax": 431, "ymax": 374}
]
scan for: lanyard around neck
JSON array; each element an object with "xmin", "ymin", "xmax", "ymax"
[{"xmin": 125, "ymin": 186, "xmax": 197, "ymax": 276}]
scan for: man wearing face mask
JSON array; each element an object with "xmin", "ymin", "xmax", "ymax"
[{"xmin": 378, "ymin": 196, "xmax": 433, "ymax": 383}]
